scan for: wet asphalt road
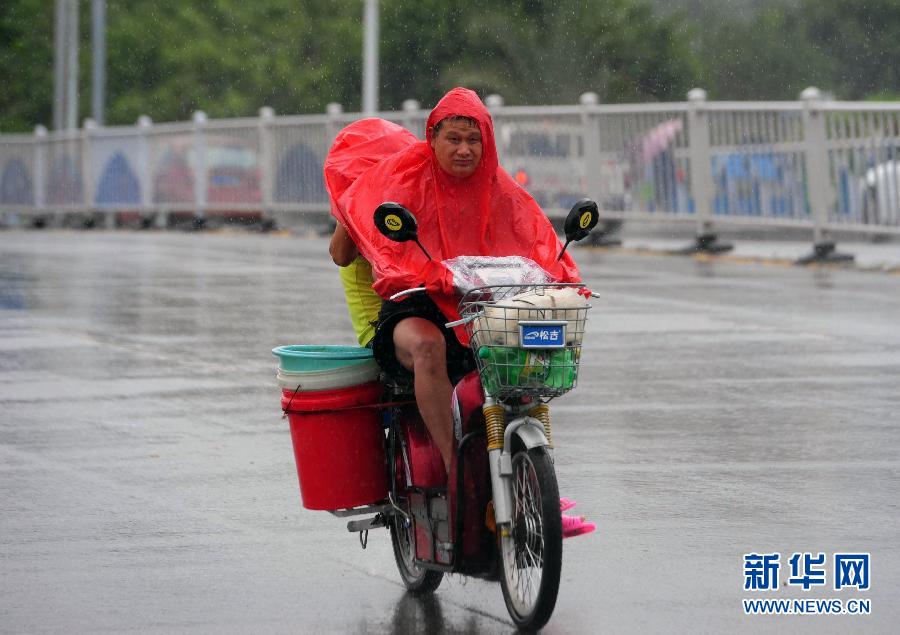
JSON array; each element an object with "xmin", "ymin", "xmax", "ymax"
[{"xmin": 1, "ymin": 230, "xmax": 898, "ymax": 634}]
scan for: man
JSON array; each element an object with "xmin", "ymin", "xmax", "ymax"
[
  {"xmin": 329, "ymin": 87, "xmax": 579, "ymax": 471},
  {"xmin": 327, "ymin": 87, "xmax": 594, "ymax": 536}
]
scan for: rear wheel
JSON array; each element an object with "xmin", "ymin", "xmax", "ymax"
[
  {"xmin": 388, "ymin": 416, "xmax": 442, "ymax": 594},
  {"xmin": 389, "ymin": 508, "xmax": 443, "ymax": 594},
  {"xmin": 498, "ymin": 447, "xmax": 562, "ymax": 630}
]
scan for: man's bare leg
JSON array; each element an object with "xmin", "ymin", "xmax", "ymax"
[{"xmin": 392, "ymin": 317, "xmax": 454, "ymax": 473}]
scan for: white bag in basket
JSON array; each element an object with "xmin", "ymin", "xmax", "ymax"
[{"xmin": 472, "ymin": 287, "xmax": 588, "ymax": 348}]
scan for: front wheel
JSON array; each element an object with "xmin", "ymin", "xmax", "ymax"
[
  {"xmin": 498, "ymin": 447, "xmax": 562, "ymax": 630},
  {"xmin": 390, "ymin": 510, "xmax": 443, "ymax": 594}
]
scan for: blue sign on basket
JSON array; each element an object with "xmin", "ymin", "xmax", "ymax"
[{"xmin": 519, "ymin": 321, "xmax": 566, "ymax": 349}]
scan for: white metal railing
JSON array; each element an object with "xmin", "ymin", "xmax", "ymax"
[{"xmin": 2, "ymin": 88, "xmax": 900, "ymax": 242}]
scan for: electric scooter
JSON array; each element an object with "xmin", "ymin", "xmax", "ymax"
[
  {"xmin": 358, "ymin": 199, "xmax": 598, "ymax": 629},
  {"xmin": 311, "ymin": 199, "xmax": 599, "ymax": 630}
]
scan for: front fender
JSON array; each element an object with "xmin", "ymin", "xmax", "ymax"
[
  {"xmin": 492, "ymin": 417, "xmax": 552, "ymax": 523},
  {"xmin": 504, "ymin": 417, "xmax": 549, "ymax": 453}
]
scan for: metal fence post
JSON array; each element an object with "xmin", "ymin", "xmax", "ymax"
[
  {"xmin": 580, "ymin": 91, "xmax": 601, "ymax": 201},
  {"xmin": 685, "ymin": 88, "xmax": 731, "ymax": 253},
  {"xmin": 82, "ymin": 118, "xmax": 105, "ymax": 227},
  {"xmin": 484, "ymin": 94, "xmax": 504, "ymax": 109},
  {"xmin": 258, "ymin": 106, "xmax": 275, "ymax": 227},
  {"xmin": 33, "ymin": 125, "xmax": 48, "ymax": 226},
  {"xmin": 485, "ymin": 94, "xmax": 504, "ymax": 163},
  {"xmin": 579, "ymin": 91, "xmax": 621, "ymax": 245},
  {"xmin": 797, "ymin": 86, "xmax": 853, "ymax": 263},
  {"xmin": 136, "ymin": 115, "xmax": 158, "ymax": 228},
  {"xmin": 192, "ymin": 110, "xmax": 207, "ymax": 227},
  {"xmin": 326, "ymin": 102, "xmax": 343, "ymax": 148},
  {"xmin": 801, "ymin": 87, "xmax": 828, "ymax": 244},
  {"xmin": 402, "ymin": 99, "xmax": 420, "ymax": 137}
]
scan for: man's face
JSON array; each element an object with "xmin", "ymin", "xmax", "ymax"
[{"xmin": 430, "ymin": 119, "xmax": 483, "ymax": 178}]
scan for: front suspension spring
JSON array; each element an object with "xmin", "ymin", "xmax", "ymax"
[
  {"xmin": 528, "ymin": 403, "xmax": 552, "ymax": 448},
  {"xmin": 483, "ymin": 403, "xmax": 506, "ymax": 451}
]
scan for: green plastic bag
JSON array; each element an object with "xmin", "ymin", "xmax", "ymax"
[{"xmin": 478, "ymin": 346, "xmax": 576, "ymax": 395}]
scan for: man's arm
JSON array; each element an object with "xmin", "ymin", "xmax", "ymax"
[{"xmin": 329, "ymin": 222, "xmax": 359, "ymax": 266}]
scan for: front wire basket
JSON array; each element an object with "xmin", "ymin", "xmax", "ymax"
[{"xmin": 458, "ymin": 283, "xmax": 590, "ymax": 401}]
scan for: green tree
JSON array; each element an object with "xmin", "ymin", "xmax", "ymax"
[
  {"xmin": 2, "ymin": 0, "xmax": 700, "ymax": 131},
  {"xmin": 692, "ymin": 0, "xmax": 900, "ymax": 101},
  {"xmin": 796, "ymin": 0, "xmax": 900, "ymax": 100},
  {"xmin": 379, "ymin": 0, "xmax": 474, "ymax": 109},
  {"xmin": 0, "ymin": 0, "xmax": 56, "ymax": 132},
  {"xmin": 695, "ymin": 7, "xmax": 831, "ymax": 100},
  {"xmin": 104, "ymin": 0, "xmax": 362, "ymax": 124},
  {"xmin": 381, "ymin": 0, "xmax": 697, "ymax": 106},
  {"xmin": 0, "ymin": 0, "xmax": 364, "ymax": 130}
]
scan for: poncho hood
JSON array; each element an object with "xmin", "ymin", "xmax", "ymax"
[{"xmin": 425, "ymin": 86, "xmax": 499, "ymax": 185}]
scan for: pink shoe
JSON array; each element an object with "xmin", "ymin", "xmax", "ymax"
[
  {"xmin": 560, "ymin": 497, "xmax": 577, "ymax": 512},
  {"xmin": 562, "ymin": 514, "xmax": 596, "ymax": 539}
]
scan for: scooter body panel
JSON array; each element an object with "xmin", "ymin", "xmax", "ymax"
[
  {"xmin": 398, "ymin": 408, "xmax": 446, "ymax": 489},
  {"xmin": 392, "ymin": 383, "xmax": 494, "ymax": 574}
]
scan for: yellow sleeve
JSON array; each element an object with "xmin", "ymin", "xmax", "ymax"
[{"xmin": 337, "ymin": 256, "xmax": 382, "ymax": 346}]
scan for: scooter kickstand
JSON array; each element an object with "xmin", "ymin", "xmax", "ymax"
[{"xmin": 359, "ymin": 530, "xmax": 368, "ymax": 549}]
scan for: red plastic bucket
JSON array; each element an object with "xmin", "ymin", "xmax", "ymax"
[{"xmin": 281, "ymin": 381, "xmax": 387, "ymax": 510}]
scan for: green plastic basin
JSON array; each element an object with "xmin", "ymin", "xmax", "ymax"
[{"xmin": 272, "ymin": 345, "xmax": 375, "ymax": 373}]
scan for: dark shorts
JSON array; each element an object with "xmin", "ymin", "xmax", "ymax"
[{"xmin": 371, "ymin": 293, "xmax": 475, "ymax": 385}]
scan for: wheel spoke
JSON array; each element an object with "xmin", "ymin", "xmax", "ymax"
[
  {"xmin": 525, "ymin": 542, "xmax": 543, "ymax": 571},
  {"xmin": 522, "ymin": 559, "xmax": 534, "ymax": 601}
]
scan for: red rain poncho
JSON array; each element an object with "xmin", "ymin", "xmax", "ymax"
[
  {"xmin": 323, "ymin": 119, "xmax": 419, "ymax": 210},
  {"xmin": 326, "ymin": 87, "xmax": 580, "ymax": 341}
]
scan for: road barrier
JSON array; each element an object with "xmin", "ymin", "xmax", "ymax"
[{"xmin": 2, "ymin": 88, "xmax": 898, "ymax": 258}]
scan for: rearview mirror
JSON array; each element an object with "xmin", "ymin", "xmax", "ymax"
[
  {"xmin": 374, "ymin": 202, "xmax": 432, "ymax": 260},
  {"xmin": 564, "ymin": 198, "xmax": 599, "ymax": 243},
  {"xmin": 374, "ymin": 202, "xmax": 418, "ymax": 243},
  {"xmin": 558, "ymin": 198, "xmax": 599, "ymax": 259}
]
